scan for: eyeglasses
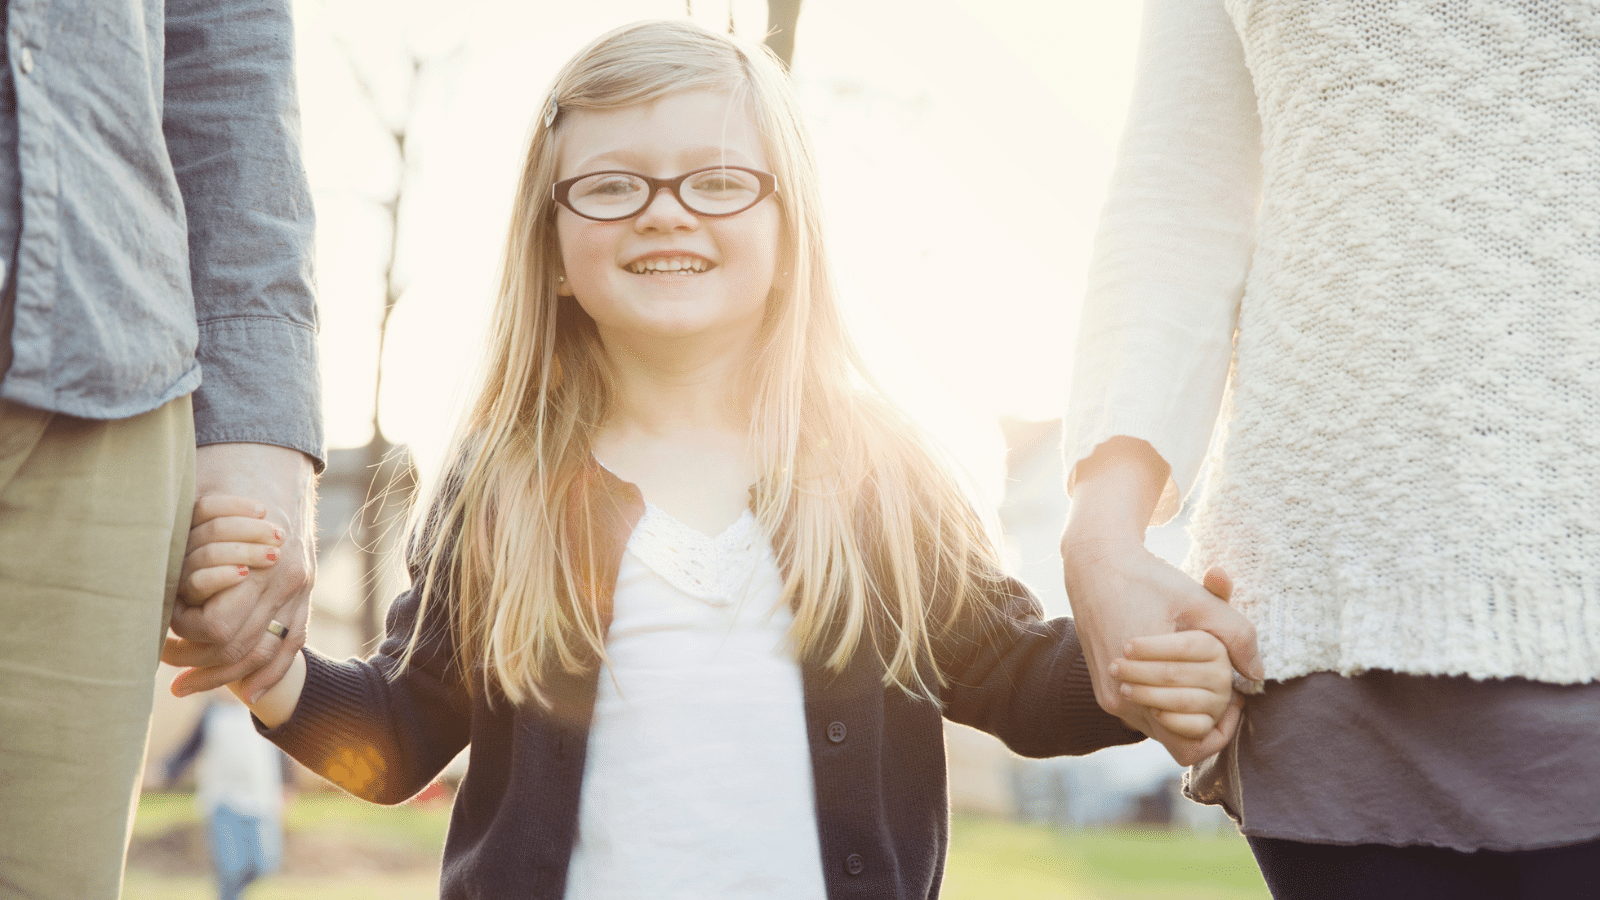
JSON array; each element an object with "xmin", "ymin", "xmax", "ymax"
[{"xmin": 551, "ymin": 166, "xmax": 778, "ymax": 221}]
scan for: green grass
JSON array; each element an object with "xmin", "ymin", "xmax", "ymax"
[
  {"xmin": 133, "ymin": 790, "xmax": 447, "ymax": 847},
  {"xmin": 944, "ymin": 818, "xmax": 1269, "ymax": 900},
  {"xmin": 127, "ymin": 792, "xmax": 1269, "ymax": 900},
  {"xmin": 280, "ymin": 790, "xmax": 452, "ymax": 853},
  {"xmin": 124, "ymin": 870, "xmax": 442, "ymax": 900},
  {"xmin": 127, "ymin": 792, "xmax": 447, "ymax": 900}
]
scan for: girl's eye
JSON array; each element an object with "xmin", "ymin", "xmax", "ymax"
[
  {"xmin": 576, "ymin": 174, "xmax": 644, "ymax": 201},
  {"xmin": 687, "ymin": 169, "xmax": 755, "ymax": 196}
]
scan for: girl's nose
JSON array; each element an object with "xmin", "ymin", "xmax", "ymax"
[{"xmin": 634, "ymin": 186, "xmax": 697, "ymax": 230}]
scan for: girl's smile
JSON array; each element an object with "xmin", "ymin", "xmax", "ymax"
[
  {"xmin": 623, "ymin": 250, "xmax": 714, "ymax": 276},
  {"xmin": 553, "ymin": 89, "xmax": 780, "ymax": 353}
]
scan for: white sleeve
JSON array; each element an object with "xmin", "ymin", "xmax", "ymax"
[{"xmin": 1063, "ymin": 0, "xmax": 1262, "ymax": 524}]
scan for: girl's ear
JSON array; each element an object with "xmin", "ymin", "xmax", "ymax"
[{"xmin": 556, "ymin": 273, "xmax": 574, "ymax": 297}]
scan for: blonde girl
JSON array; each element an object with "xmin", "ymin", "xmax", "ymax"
[{"xmin": 179, "ymin": 20, "xmax": 1238, "ymax": 899}]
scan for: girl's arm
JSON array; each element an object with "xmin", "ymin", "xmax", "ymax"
[
  {"xmin": 242, "ymin": 650, "xmax": 305, "ymax": 728},
  {"xmin": 937, "ymin": 529, "xmax": 1239, "ymax": 760},
  {"xmin": 174, "ymin": 494, "xmax": 471, "ymax": 803},
  {"xmin": 252, "ymin": 578, "xmax": 472, "ymax": 804},
  {"xmin": 937, "ymin": 571, "xmax": 1147, "ymax": 759}
]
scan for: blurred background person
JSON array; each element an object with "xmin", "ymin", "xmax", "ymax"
[{"xmin": 164, "ymin": 691, "xmax": 294, "ymax": 900}]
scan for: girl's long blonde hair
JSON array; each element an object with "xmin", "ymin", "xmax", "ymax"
[{"xmin": 407, "ymin": 19, "xmax": 1006, "ymax": 705}]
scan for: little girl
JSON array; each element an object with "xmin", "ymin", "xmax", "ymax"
[{"xmin": 181, "ymin": 20, "xmax": 1239, "ymax": 899}]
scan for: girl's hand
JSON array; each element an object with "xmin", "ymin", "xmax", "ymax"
[
  {"xmin": 1109, "ymin": 630, "xmax": 1241, "ymax": 744},
  {"xmin": 177, "ymin": 494, "xmax": 285, "ymax": 607}
]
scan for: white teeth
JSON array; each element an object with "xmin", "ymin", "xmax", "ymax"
[{"xmin": 628, "ymin": 256, "xmax": 710, "ymax": 274}]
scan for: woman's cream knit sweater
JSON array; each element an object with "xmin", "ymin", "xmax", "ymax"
[{"xmin": 1067, "ymin": 0, "xmax": 1600, "ymax": 684}]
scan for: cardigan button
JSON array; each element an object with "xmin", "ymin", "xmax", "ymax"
[
  {"xmin": 844, "ymin": 853, "xmax": 864, "ymax": 876},
  {"xmin": 827, "ymin": 721, "xmax": 847, "ymax": 744}
]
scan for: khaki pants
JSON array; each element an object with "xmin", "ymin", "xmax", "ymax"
[{"xmin": 0, "ymin": 395, "xmax": 194, "ymax": 899}]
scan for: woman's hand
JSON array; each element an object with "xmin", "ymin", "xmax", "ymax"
[{"xmin": 1062, "ymin": 437, "xmax": 1261, "ymax": 766}]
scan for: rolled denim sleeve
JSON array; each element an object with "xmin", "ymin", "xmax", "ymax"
[{"xmin": 163, "ymin": 0, "xmax": 324, "ymax": 471}]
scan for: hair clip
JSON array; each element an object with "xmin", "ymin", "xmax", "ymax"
[{"xmin": 542, "ymin": 92, "xmax": 559, "ymax": 129}]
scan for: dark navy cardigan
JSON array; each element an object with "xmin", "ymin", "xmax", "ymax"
[{"xmin": 261, "ymin": 462, "xmax": 1143, "ymax": 899}]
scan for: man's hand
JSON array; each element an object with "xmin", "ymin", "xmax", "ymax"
[
  {"xmin": 1062, "ymin": 437, "xmax": 1261, "ymax": 766},
  {"xmin": 163, "ymin": 442, "xmax": 316, "ymax": 702}
]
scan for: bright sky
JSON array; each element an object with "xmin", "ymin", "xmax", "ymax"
[{"xmin": 293, "ymin": 0, "xmax": 1144, "ymax": 493}]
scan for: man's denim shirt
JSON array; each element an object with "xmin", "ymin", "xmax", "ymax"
[{"xmin": 0, "ymin": 0, "xmax": 323, "ymax": 468}]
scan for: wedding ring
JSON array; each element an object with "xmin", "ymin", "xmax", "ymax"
[{"xmin": 266, "ymin": 619, "xmax": 289, "ymax": 640}]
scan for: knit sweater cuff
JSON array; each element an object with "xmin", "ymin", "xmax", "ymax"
[{"xmin": 254, "ymin": 649, "xmax": 414, "ymax": 803}]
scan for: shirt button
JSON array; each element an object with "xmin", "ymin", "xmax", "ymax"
[
  {"xmin": 827, "ymin": 721, "xmax": 847, "ymax": 744},
  {"xmin": 845, "ymin": 853, "xmax": 865, "ymax": 876},
  {"xmin": 18, "ymin": 47, "xmax": 34, "ymax": 75}
]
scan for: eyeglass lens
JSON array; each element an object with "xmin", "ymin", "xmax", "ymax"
[{"xmin": 565, "ymin": 168, "xmax": 765, "ymax": 219}]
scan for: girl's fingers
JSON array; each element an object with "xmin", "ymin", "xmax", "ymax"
[
  {"xmin": 186, "ymin": 540, "xmax": 282, "ymax": 572},
  {"xmin": 189, "ymin": 515, "xmax": 284, "ymax": 550},
  {"xmin": 192, "ymin": 494, "xmax": 267, "ymax": 528},
  {"xmin": 1113, "ymin": 657, "xmax": 1233, "ymax": 695},
  {"xmin": 1152, "ymin": 710, "xmax": 1217, "ymax": 742},
  {"xmin": 1124, "ymin": 630, "xmax": 1227, "ymax": 663},
  {"xmin": 177, "ymin": 536, "xmax": 280, "ymax": 606},
  {"xmin": 1121, "ymin": 683, "xmax": 1229, "ymax": 719},
  {"xmin": 178, "ymin": 563, "xmax": 252, "ymax": 606}
]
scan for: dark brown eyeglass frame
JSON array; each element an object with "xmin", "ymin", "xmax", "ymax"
[{"xmin": 551, "ymin": 166, "xmax": 778, "ymax": 221}]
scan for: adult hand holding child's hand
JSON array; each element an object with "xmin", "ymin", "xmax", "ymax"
[
  {"xmin": 1062, "ymin": 437, "xmax": 1260, "ymax": 766},
  {"xmin": 163, "ymin": 443, "xmax": 316, "ymax": 703}
]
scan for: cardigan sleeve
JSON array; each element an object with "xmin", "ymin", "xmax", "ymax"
[
  {"xmin": 1063, "ymin": 0, "xmax": 1262, "ymax": 523},
  {"xmin": 256, "ymin": 475, "xmax": 476, "ymax": 804},
  {"xmin": 937, "ymin": 574, "xmax": 1146, "ymax": 758},
  {"xmin": 255, "ymin": 575, "xmax": 473, "ymax": 804}
]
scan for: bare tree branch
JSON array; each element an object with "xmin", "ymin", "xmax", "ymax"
[{"xmin": 320, "ymin": 8, "xmax": 466, "ymax": 647}]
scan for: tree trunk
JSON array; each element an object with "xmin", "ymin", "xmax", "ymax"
[{"xmin": 765, "ymin": 0, "xmax": 803, "ymax": 70}]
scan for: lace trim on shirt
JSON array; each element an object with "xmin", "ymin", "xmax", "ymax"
[{"xmin": 626, "ymin": 503, "xmax": 766, "ymax": 605}]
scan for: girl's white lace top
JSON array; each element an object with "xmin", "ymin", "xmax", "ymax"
[
  {"xmin": 1066, "ymin": 0, "xmax": 1600, "ymax": 684},
  {"xmin": 624, "ymin": 503, "xmax": 763, "ymax": 604},
  {"xmin": 564, "ymin": 502, "xmax": 827, "ymax": 899}
]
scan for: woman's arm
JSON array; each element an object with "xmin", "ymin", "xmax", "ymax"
[
  {"xmin": 1063, "ymin": 440, "xmax": 1256, "ymax": 765},
  {"xmin": 1062, "ymin": 0, "xmax": 1265, "ymax": 764},
  {"xmin": 1065, "ymin": 0, "xmax": 1262, "ymax": 514}
]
